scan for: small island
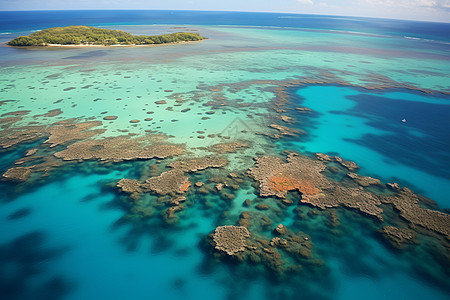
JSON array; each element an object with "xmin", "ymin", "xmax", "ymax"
[{"xmin": 7, "ymin": 25, "xmax": 205, "ymax": 46}]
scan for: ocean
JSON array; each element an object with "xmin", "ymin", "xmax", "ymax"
[{"xmin": 0, "ymin": 10, "xmax": 449, "ymax": 300}]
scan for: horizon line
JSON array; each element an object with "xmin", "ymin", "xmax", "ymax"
[{"xmin": 0, "ymin": 8, "xmax": 449, "ymax": 24}]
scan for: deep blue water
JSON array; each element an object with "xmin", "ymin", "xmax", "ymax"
[
  {"xmin": 1, "ymin": 10, "xmax": 450, "ymax": 43},
  {"xmin": 284, "ymin": 86, "xmax": 450, "ymax": 206}
]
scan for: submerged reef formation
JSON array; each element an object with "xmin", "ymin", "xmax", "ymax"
[
  {"xmin": 0, "ymin": 117, "xmax": 184, "ymax": 184},
  {"xmin": 144, "ymin": 170, "xmax": 191, "ymax": 195},
  {"xmin": 1, "ymin": 72, "xmax": 449, "ymax": 288},
  {"xmin": 248, "ymin": 152, "xmax": 450, "ymax": 238},
  {"xmin": 207, "ymin": 142, "xmax": 250, "ymax": 153},
  {"xmin": 212, "ymin": 226, "xmax": 250, "ymax": 255},
  {"xmin": 167, "ymin": 157, "xmax": 228, "ymax": 172},
  {"xmin": 0, "ymin": 125, "xmax": 47, "ymax": 149},
  {"xmin": 2, "ymin": 167, "xmax": 32, "ymax": 182},
  {"xmin": 378, "ymin": 226, "xmax": 417, "ymax": 249},
  {"xmin": 117, "ymin": 156, "xmax": 230, "ymax": 197},
  {"xmin": 54, "ymin": 136, "xmax": 184, "ymax": 162},
  {"xmin": 381, "ymin": 185, "xmax": 450, "ymax": 239},
  {"xmin": 248, "ymin": 153, "xmax": 329, "ymax": 199},
  {"xmin": 116, "ymin": 156, "xmax": 231, "ymax": 222},
  {"xmin": 45, "ymin": 120, "xmax": 105, "ymax": 147},
  {"xmin": 249, "ymin": 153, "xmax": 384, "ymax": 219},
  {"xmin": 209, "ymin": 223, "xmax": 322, "ymax": 277}
]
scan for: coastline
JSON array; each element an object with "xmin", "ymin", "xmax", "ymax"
[{"xmin": 3, "ymin": 39, "xmax": 205, "ymax": 49}]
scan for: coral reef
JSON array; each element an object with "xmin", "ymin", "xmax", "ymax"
[
  {"xmin": 255, "ymin": 204, "xmax": 270, "ymax": 210},
  {"xmin": 1, "ymin": 110, "xmax": 30, "ymax": 117},
  {"xmin": 208, "ymin": 142, "xmax": 249, "ymax": 153},
  {"xmin": 209, "ymin": 223, "xmax": 321, "ymax": 277},
  {"xmin": 378, "ymin": 226, "xmax": 416, "ymax": 249},
  {"xmin": 116, "ymin": 155, "xmax": 229, "ymax": 200},
  {"xmin": 250, "ymin": 152, "xmax": 449, "ymax": 238},
  {"xmin": 301, "ymin": 185, "xmax": 384, "ymax": 220},
  {"xmin": 45, "ymin": 121, "xmax": 105, "ymax": 147},
  {"xmin": 35, "ymin": 108, "xmax": 63, "ymax": 117},
  {"xmin": 316, "ymin": 153, "xmax": 359, "ymax": 171},
  {"xmin": 274, "ymin": 224, "xmax": 288, "ymax": 235},
  {"xmin": 103, "ymin": 116, "xmax": 118, "ymax": 120},
  {"xmin": 346, "ymin": 172, "xmax": 382, "ymax": 187},
  {"xmin": 248, "ymin": 154, "xmax": 329, "ymax": 198},
  {"xmin": 381, "ymin": 186, "xmax": 450, "ymax": 239},
  {"xmin": 269, "ymin": 124, "xmax": 300, "ymax": 137},
  {"xmin": 295, "ymin": 107, "xmax": 312, "ymax": 112},
  {"xmin": 0, "ymin": 126, "xmax": 46, "ymax": 149},
  {"xmin": 54, "ymin": 136, "xmax": 184, "ymax": 162},
  {"xmin": 212, "ymin": 225, "xmax": 250, "ymax": 255},
  {"xmin": 117, "ymin": 179, "xmax": 143, "ymax": 200},
  {"xmin": 249, "ymin": 153, "xmax": 384, "ymax": 219},
  {"xmin": 2, "ymin": 167, "xmax": 32, "ymax": 182},
  {"xmin": 143, "ymin": 170, "xmax": 191, "ymax": 195},
  {"xmin": 167, "ymin": 156, "xmax": 228, "ymax": 172}
]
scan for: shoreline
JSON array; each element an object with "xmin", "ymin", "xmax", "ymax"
[{"xmin": 3, "ymin": 39, "xmax": 204, "ymax": 49}]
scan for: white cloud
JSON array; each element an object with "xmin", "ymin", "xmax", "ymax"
[
  {"xmin": 359, "ymin": 0, "xmax": 450, "ymax": 8},
  {"xmin": 296, "ymin": 0, "xmax": 314, "ymax": 5}
]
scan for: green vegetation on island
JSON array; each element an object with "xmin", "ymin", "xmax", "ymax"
[{"xmin": 7, "ymin": 25, "xmax": 205, "ymax": 46}]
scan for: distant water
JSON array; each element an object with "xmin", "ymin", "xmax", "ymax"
[
  {"xmin": 1, "ymin": 10, "xmax": 450, "ymax": 43},
  {"xmin": 0, "ymin": 10, "xmax": 449, "ymax": 300}
]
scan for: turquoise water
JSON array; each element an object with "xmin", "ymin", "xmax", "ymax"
[
  {"xmin": 285, "ymin": 86, "xmax": 450, "ymax": 206},
  {"xmin": 1, "ymin": 10, "xmax": 449, "ymax": 300}
]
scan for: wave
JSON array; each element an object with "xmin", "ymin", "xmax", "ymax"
[
  {"xmin": 404, "ymin": 36, "xmax": 421, "ymax": 40},
  {"xmin": 404, "ymin": 36, "xmax": 450, "ymax": 45}
]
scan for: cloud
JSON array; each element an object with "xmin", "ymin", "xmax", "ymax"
[
  {"xmin": 296, "ymin": 0, "xmax": 314, "ymax": 5},
  {"xmin": 360, "ymin": 0, "xmax": 450, "ymax": 8}
]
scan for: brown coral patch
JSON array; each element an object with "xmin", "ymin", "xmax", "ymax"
[
  {"xmin": 249, "ymin": 153, "xmax": 385, "ymax": 219},
  {"xmin": 208, "ymin": 142, "xmax": 249, "ymax": 153},
  {"xmin": 316, "ymin": 153, "xmax": 359, "ymax": 171},
  {"xmin": 0, "ymin": 126, "xmax": 46, "ymax": 149},
  {"xmin": 267, "ymin": 176, "xmax": 320, "ymax": 196},
  {"xmin": 167, "ymin": 156, "xmax": 228, "ymax": 172},
  {"xmin": 117, "ymin": 179, "xmax": 142, "ymax": 200},
  {"xmin": 378, "ymin": 226, "xmax": 416, "ymax": 249},
  {"xmin": 347, "ymin": 172, "xmax": 382, "ymax": 187},
  {"xmin": 301, "ymin": 185, "xmax": 384, "ymax": 220},
  {"xmin": 249, "ymin": 154, "xmax": 329, "ymax": 198},
  {"xmin": 179, "ymin": 179, "xmax": 191, "ymax": 193},
  {"xmin": 1, "ymin": 110, "xmax": 30, "ymax": 117},
  {"xmin": 2, "ymin": 167, "xmax": 32, "ymax": 182},
  {"xmin": 25, "ymin": 149, "xmax": 38, "ymax": 156},
  {"xmin": 45, "ymin": 120, "xmax": 105, "ymax": 147},
  {"xmin": 143, "ymin": 170, "xmax": 190, "ymax": 195},
  {"xmin": 0, "ymin": 100, "xmax": 16, "ymax": 107},
  {"xmin": 295, "ymin": 107, "xmax": 312, "ymax": 112},
  {"xmin": 212, "ymin": 225, "xmax": 250, "ymax": 256},
  {"xmin": 269, "ymin": 124, "xmax": 302, "ymax": 137},
  {"xmin": 35, "ymin": 109, "xmax": 63, "ymax": 117},
  {"xmin": 0, "ymin": 116, "xmax": 22, "ymax": 126},
  {"xmin": 54, "ymin": 136, "xmax": 184, "ymax": 162},
  {"xmin": 381, "ymin": 187, "xmax": 450, "ymax": 239}
]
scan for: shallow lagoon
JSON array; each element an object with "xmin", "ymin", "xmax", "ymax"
[{"xmin": 0, "ymin": 11, "xmax": 449, "ymax": 300}]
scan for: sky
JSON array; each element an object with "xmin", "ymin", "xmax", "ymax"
[{"xmin": 0, "ymin": 0, "xmax": 449, "ymax": 22}]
